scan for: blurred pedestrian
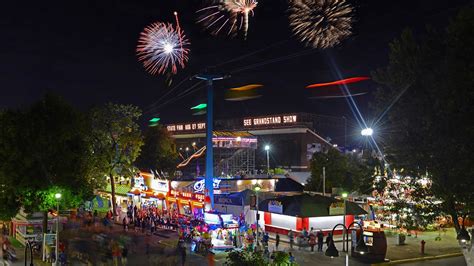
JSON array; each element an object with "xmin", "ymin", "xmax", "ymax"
[
  {"xmin": 207, "ymin": 251, "xmax": 215, "ymax": 266},
  {"xmin": 275, "ymin": 233, "xmax": 280, "ymax": 251},
  {"xmin": 180, "ymin": 244, "xmax": 186, "ymax": 266},
  {"xmin": 317, "ymin": 230, "xmax": 324, "ymax": 252},
  {"xmin": 1, "ymin": 237, "xmax": 7, "ymax": 265},
  {"xmin": 309, "ymin": 232, "xmax": 316, "ymax": 252},
  {"xmin": 289, "ymin": 252, "xmax": 295, "ymax": 265},
  {"xmin": 121, "ymin": 246, "xmax": 128, "ymax": 266},
  {"xmin": 288, "ymin": 230, "xmax": 294, "ymax": 250},
  {"xmin": 122, "ymin": 217, "xmax": 127, "ymax": 232},
  {"xmin": 326, "ymin": 232, "xmax": 333, "ymax": 248}
]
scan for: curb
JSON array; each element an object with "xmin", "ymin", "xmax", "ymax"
[{"xmin": 372, "ymin": 252, "xmax": 463, "ymax": 265}]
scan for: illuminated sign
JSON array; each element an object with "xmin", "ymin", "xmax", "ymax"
[
  {"xmin": 268, "ymin": 200, "xmax": 283, "ymax": 214},
  {"xmin": 243, "ymin": 115, "xmax": 297, "ymax": 127},
  {"xmin": 193, "ymin": 179, "xmax": 222, "ymax": 193},
  {"xmin": 133, "ymin": 176, "xmax": 148, "ymax": 191},
  {"xmin": 150, "ymin": 179, "xmax": 169, "ymax": 192},
  {"xmin": 329, "ymin": 202, "xmax": 345, "ymax": 215},
  {"xmin": 167, "ymin": 122, "xmax": 206, "ymax": 132},
  {"xmin": 169, "ymin": 190, "xmax": 206, "ymax": 202}
]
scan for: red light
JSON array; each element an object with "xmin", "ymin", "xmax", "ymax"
[{"xmin": 306, "ymin": 77, "xmax": 370, "ymax": 89}]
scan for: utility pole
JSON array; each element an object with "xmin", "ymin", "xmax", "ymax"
[
  {"xmin": 194, "ymin": 73, "xmax": 228, "ymax": 209},
  {"xmin": 342, "ymin": 116, "xmax": 347, "ymax": 147},
  {"xmin": 323, "ymin": 166, "xmax": 326, "ymax": 197}
]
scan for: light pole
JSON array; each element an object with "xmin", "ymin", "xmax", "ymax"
[
  {"xmin": 342, "ymin": 116, "xmax": 347, "ymax": 147},
  {"xmin": 195, "ymin": 73, "xmax": 227, "ymax": 209},
  {"xmin": 325, "ymin": 222, "xmax": 369, "ymax": 264},
  {"xmin": 264, "ymin": 145, "xmax": 270, "ymax": 174},
  {"xmin": 254, "ymin": 185, "xmax": 261, "ymax": 250},
  {"xmin": 342, "ymin": 192, "xmax": 348, "ymax": 252},
  {"xmin": 54, "ymin": 193, "xmax": 61, "ymax": 265},
  {"xmin": 361, "ymin": 128, "xmax": 373, "ymax": 136}
]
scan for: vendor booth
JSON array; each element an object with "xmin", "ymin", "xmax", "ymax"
[
  {"xmin": 204, "ymin": 212, "xmax": 239, "ymax": 250},
  {"xmin": 257, "ymin": 193, "xmax": 367, "ymax": 236},
  {"xmin": 167, "ymin": 190, "xmax": 206, "ymax": 217}
]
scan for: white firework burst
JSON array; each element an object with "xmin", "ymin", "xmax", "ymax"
[
  {"xmin": 289, "ymin": 0, "xmax": 353, "ymax": 49},
  {"xmin": 137, "ymin": 22, "xmax": 190, "ymax": 75},
  {"xmin": 196, "ymin": 0, "xmax": 258, "ymax": 39}
]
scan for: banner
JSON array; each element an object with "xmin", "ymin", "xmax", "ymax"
[
  {"xmin": 329, "ymin": 202, "xmax": 345, "ymax": 215},
  {"xmin": 268, "ymin": 200, "xmax": 283, "ymax": 214},
  {"xmin": 214, "ymin": 194, "xmax": 242, "ymax": 206}
]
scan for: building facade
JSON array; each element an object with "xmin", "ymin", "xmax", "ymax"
[{"xmin": 166, "ymin": 113, "xmax": 344, "ymax": 178}]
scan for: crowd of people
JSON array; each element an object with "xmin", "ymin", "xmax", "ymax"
[{"xmin": 285, "ymin": 228, "xmax": 331, "ymax": 253}]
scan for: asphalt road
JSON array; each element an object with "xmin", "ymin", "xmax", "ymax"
[{"xmin": 402, "ymin": 255, "xmax": 466, "ymax": 266}]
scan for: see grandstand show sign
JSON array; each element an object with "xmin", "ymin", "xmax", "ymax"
[{"xmin": 243, "ymin": 114, "xmax": 297, "ymax": 127}]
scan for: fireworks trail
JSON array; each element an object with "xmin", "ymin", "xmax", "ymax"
[
  {"xmin": 289, "ymin": 0, "xmax": 353, "ymax": 49},
  {"xmin": 137, "ymin": 22, "xmax": 190, "ymax": 75},
  {"xmin": 196, "ymin": 0, "xmax": 258, "ymax": 39},
  {"xmin": 174, "ymin": 11, "xmax": 185, "ymax": 66}
]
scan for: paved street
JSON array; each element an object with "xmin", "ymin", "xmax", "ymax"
[
  {"xmin": 403, "ymin": 255, "xmax": 466, "ymax": 266},
  {"xmin": 6, "ymin": 224, "xmax": 465, "ymax": 266}
]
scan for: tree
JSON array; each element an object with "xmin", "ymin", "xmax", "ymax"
[
  {"xmin": 374, "ymin": 172, "xmax": 441, "ymax": 230},
  {"xmin": 306, "ymin": 148, "xmax": 382, "ymax": 195},
  {"xmin": 306, "ymin": 148, "xmax": 348, "ymax": 193},
  {"xmin": 90, "ymin": 103, "xmax": 143, "ymax": 217},
  {"xmin": 225, "ymin": 250, "xmax": 267, "ymax": 266},
  {"xmin": 347, "ymin": 150, "xmax": 384, "ymax": 195},
  {"xmin": 135, "ymin": 125, "xmax": 178, "ymax": 177},
  {"xmin": 0, "ymin": 94, "xmax": 100, "ymax": 231},
  {"xmin": 371, "ymin": 8, "xmax": 474, "ymax": 232}
]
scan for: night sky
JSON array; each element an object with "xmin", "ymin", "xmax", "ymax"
[{"xmin": 1, "ymin": 0, "xmax": 470, "ymax": 125}]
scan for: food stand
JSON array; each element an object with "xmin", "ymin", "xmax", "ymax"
[{"xmin": 204, "ymin": 212, "xmax": 239, "ymax": 250}]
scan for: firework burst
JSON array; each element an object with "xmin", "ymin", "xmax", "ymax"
[
  {"xmin": 289, "ymin": 0, "xmax": 353, "ymax": 49},
  {"xmin": 196, "ymin": 0, "xmax": 258, "ymax": 39},
  {"xmin": 137, "ymin": 22, "xmax": 190, "ymax": 75}
]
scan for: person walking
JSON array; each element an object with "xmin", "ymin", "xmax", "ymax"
[
  {"xmin": 1, "ymin": 237, "xmax": 7, "ymax": 266},
  {"xmin": 326, "ymin": 232, "xmax": 333, "ymax": 248},
  {"xmin": 317, "ymin": 230, "xmax": 324, "ymax": 252},
  {"xmin": 288, "ymin": 230, "xmax": 294, "ymax": 250},
  {"xmin": 275, "ymin": 233, "xmax": 280, "ymax": 251},
  {"xmin": 180, "ymin": 244, "xmax": 187, "ymax": 266},
  {"xmin": 121, "ymin": 246, "xmax": 128, "ymax": 266},
  {"xmin": 309, "ymin": 232, "xmax": 316, "ymax": 252},
  {"xmin": 122, "ymin": 217, "xmax": 127, "ymax": 232},
  {"xmin": 289, "ymin": 252, "xmax": 295, "ymax": 265}
]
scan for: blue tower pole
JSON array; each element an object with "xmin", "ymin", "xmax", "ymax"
[
  {"xmin": 195, "ymin": 73, "xmax": 227, "ymax": 210},
  {"xmin": 205, "ymin": 79, "xmax": 214, "ymax": 209}
]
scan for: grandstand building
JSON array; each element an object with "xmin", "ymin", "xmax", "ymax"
[{"xmin": 166, "ymin": 113, "xmax": 345, "ymax": 182}]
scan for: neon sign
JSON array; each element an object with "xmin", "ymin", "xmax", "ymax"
[
  {"xmin": 167, "ymin": 122, "xmax": 206, "ymax": 132},
  {"xmin": 243, "ymin": 115, "xmax": 297, "ymax": 127},
  {"xmin": 193, "ymin": 179, "xmax": 222, "ymax": 193}
]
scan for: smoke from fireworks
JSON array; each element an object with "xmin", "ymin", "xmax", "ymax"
[
  {"xmin": 137, "ymin": 22, "xmax": 190, "ymax": 75},
  {"xmin": 289, "ymin": 0, "xmax": 353, "ymax": 49},
  {"xmin": 196, "ymin": 0, "xmax": 258, "ymax": 40}
]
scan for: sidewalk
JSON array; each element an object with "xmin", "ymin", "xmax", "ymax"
[
  {"xmin": 259, "ymin": 228, "xmax": 463, "ymax": 265},
  {"xmin": 382, "ymin": 228, "xmax": 461, "ymax": 262}
]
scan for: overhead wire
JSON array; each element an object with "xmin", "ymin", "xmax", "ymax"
[
  {"xmin": 143, "ymin": 40, "xmax": 292, "ymax": 115},
  {"xmin": 143, "ymin": 74, "xmax": 195, "ymax": 114},
  {"xmin": 228, "ymin": 48, "xmax": 318, "ymax": 74},
  {"xmin": 212, "ymin": 39, "xmax": 289, "ymax": 68},
  {"xmin": 146, "ymin": 81, "xmax": 206, "ymax": 112}
]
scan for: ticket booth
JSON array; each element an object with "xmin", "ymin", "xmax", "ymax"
[{"xmin": 351, "ymin": 230, "xmax": 387, "ymax": 263}]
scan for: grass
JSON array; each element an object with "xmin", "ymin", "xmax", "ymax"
[{"xmin": 10, "ymin": 237, "xmax": 24, "ymax": 248}]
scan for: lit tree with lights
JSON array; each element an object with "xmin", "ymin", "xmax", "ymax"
[{"xmin": 372, "ymin": 8, "xmax": 474, "ymax": 232}]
